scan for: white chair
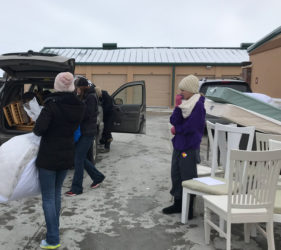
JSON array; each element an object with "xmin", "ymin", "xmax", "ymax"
[
  {"xmin": 256, "ymin": 132, "xmax": 281, "ymax": 151},
  {"xmin": 197, "ymin": 121, "xmax": 237, "ymax": 177},
  {"xmin": 181, "ymin": 124, "xmax": 255, "ymax": 224},
  {"xmin": 203, "ymin": 149, "xmax": 281, "ymax": 250},
  {"xmin": 269, "ymin": 139, "xmax": 281, "ymax": 224}
]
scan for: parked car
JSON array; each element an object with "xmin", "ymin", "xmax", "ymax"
[
  {"xmin": 199, "ymin": 78, "xmax": 252, "ymax": 124},
  {"xmin": 0, "ymin": 51, "xmax": 146, "ymax": 163}
]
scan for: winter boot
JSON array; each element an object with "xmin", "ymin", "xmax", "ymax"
[
  {"xmin": 162, "ymin": 199, "xmax": 182, "ymax": 214},
  {"xmin": 103, "ymin": 138, "xmax": 113, "ymax": 152}
]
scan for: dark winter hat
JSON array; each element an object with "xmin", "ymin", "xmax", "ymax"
[{"xmin": 75, "ymin": 76, "xmax": 94, "ymax": 87}]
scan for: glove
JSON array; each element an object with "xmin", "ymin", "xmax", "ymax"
[
  {"xmin": 171, "ymin": 126, "xmax": 176, "ymax": 135},
  {"xmin": 175, "ymin": 94, "xmax": 183, "ymax": 107}
]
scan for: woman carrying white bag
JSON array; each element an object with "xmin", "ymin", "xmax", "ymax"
[{"xmin": 32, "ymin": 72, "xmax": 85, "ymax": 249}]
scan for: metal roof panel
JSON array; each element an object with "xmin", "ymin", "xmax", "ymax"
[{"xmin": 40, "ymin": 47, "xmax": 249, "ymax": 65}]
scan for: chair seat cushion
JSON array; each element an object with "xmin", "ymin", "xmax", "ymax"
[
  {"xmin": 182, "ymin": 177, "xmax": 228, "ymax": 195},
  {"xmin": 274, "ymin": 190, "xmax": 281, "ymax": 214}
]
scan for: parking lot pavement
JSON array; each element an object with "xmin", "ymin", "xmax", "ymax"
[{"xmin": 1, "ymin": 111, "xmax": 281, "ymax": 250}]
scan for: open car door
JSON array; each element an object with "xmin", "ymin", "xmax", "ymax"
[{"xmin": 111, "ymin": 81, "xmax": 146, "ymax": 134}]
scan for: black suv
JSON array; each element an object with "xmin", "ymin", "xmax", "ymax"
[
  {"xmin": 0, "ymin": 51, "xmax": 146, "ymax": 162},
  {"xmin": 199, "ymin": 78, "xmax": 252, "ymax": 124}
]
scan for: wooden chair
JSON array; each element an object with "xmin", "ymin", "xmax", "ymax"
[
  {"xmin": 256, "ymin": 132, "xmax": 281, "ymax": 151},
  {"xmin": 203, "ymin": 149, "xmax": 281, "ymax": 250},
  {"xmin": 269, "ymin": 139, "xmax": 281, "ymax": 224},
  {"xmin": 181, "ymin": 124, "xmax": 255, "ymax": 224},
  {"xmin": 197, "ymin": 121, "xmax": 237, "ymax": 177}
]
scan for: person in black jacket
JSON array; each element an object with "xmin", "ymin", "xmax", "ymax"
[
  {"xmin": 95, "ymin": 86, "xmax": 114, "ymax": 152},
  {"xmin": 33, "ymin": 72, "xmax": 85, "ymax": 249},
  {"xmin": 66, "ymin": 77, "xmax": 105, "ymax": 196}
]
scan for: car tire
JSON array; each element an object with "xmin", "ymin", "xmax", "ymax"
[
  {"xmin": 87, "ymin": 137, "xmax": 98, "ymax": 165},
  {"xmin": 92, "ymin": 137, "xmax": 98, "ymax": 164}
]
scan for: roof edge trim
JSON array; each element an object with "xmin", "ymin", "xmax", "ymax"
[{"xmin": 247, "ymin": 26, "xmax": 281, "ymax": 52}]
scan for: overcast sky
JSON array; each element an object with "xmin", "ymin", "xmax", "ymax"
[{"xmin": 0, "ymin": 0, "xmax": 280, "ymax": 54}]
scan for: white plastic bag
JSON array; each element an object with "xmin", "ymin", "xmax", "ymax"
[
  {"xmin": 0, "ymin": 157, "xmax": 40, "ymax": 202},
  {"xmin": 0, "ymin": 97, "xmax": 42, "ymax": 202},
  {"xmin": 0, "ymin": 133, "xmax": 40, "ymax": 201},
  {"xmin": 23, "ymin": 97, "xmax": 43, "ymax": 121}
]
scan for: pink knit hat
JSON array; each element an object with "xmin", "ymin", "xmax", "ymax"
[{"xmin": 54, "ymin": 72, "xmax": 75, "ymax": 92}]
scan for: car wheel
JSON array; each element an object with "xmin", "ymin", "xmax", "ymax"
[
  {"xmin": 92, "ymin": 137, "xmax": 98, "ymax": 164},
  {"xmin": 87, "ymin": 137, "xmax": 98, "ymax": 164}
]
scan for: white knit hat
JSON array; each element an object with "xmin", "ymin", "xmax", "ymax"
[
  {"xmin": 178, "ymin": 75, "xmax": 199, "ymax": 94},
  {"xmin": 54, "ymin": 72, "xmax": 75, "ymax": 92}
]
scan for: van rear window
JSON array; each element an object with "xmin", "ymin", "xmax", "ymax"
[{"xmin": 200, "ymin": 83, "xmax": 250, "ymax": 95}]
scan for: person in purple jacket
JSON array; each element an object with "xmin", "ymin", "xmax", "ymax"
[{"xmin": 162, "ymin": 74, "xmax": 206, "ymax": 218}]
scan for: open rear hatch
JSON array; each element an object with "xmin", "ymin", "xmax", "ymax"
[
  {"xmin": 0, "ymin": 51, "xmax": 75, "ymax": 79},
  {"xmin": 0, "ymin": 51, "xmax": 75, "ymax": 134}
]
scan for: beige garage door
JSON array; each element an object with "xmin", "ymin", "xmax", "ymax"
[
  {"xmin": 133, "ymin": 75, "xmax": 170, "ymax": 107},
  {"xmin": 91, "ymin": 74, "xmax": 127, "ymax": 94}
]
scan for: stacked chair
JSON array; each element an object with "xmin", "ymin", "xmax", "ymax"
[
  {"xmin": 203, "ymin": 147, "xmax": 281, "ymax": 250},
  {"xmin": 196, "ymin": 121, "xmax": 237, "ymax": 177},
  {"xmin": 269, "ymin": 139, "xmax": 281, "ymax": 224},
  {"xmin": 181, "ymin": 123, "xmax": 255, "ymax": 224},
  {"xmin": 195, "ymin": 129, "xmax": 281, "ymax": 250}
]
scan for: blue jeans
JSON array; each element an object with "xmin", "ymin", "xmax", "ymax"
[
  {"xmin": 71, "ymin": 135, "xmax": 105, "ymax": 194},
  {"xmin": 39, "ymin": 168, "xmax": 67, "ymax": 245}
]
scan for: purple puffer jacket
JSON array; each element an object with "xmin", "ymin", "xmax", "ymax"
[{"xmin": 170, "ymin": 96, "xmax": 206, "ymax": 151}]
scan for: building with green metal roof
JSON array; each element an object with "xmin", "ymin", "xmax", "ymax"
[{"xmin": 41, "ymin": 44, "xmax": 250, "ymax": 107}]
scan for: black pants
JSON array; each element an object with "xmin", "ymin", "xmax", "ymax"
[{"xmin": 170, "ymin": 149, "xmax": 198, "ymax": 200}]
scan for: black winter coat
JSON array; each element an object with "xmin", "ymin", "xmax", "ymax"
[
  {"xmin": 80, "ymin": 86, "xmax": 98, "ymax": 136},
  {"xmin": 33, "ymin": 92, "xmax": 85, "ymax": 171},
  {"xmin": 100, "ymin": 90, "xmax": 113, "ymax": 116}
]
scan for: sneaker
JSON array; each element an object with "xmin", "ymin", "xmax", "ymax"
[
  {"xmin": 40, "ymin": 239, "xmax": 61, "ymax": 249},
  {"xmin": 91, "ymin": 183, "xmax": 101, "ymax": 189},
  {"xmin": 91, "ymin": 177, "xmax": 105, "ymax": 189},
  {"xmin": 65, "ymin": 191, "xmax": 80, "ymax": 196}
]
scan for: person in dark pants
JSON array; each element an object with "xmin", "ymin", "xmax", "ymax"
[
  {"xmin": 95, "ymin": 86, "xmax": 114, "ymax": 153},
  {"xmin": 66, "ymin": 77, "xmax": 105, "ymax": 196},
  {"xmin": 33, "ymin": 72, "xmax": 85, "ymax": 249},
  {"xmin": 162, "ymin": 75, "xmax": 206, "ymax": 219}
]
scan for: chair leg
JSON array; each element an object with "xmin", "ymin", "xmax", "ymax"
[
  {"xmin": 204, "ymin": 206, "xmax": 211, "ymax": 244},
  {"xmin": 181, "ymin": 189, "xmax": 190, "ymax": 224},
  {"xmin": 250, "ymin": 223, "xmax": 257, "ymax": 237},
  {"xmin": 226, "ymin": 221, "xmax": 231, "ymax": 250},
  {"xmin": 244, "ymin": 223, "xmax": 251, "ymax": 243},
  {"xmin": 266, "ymin": 220, "xmax": 275, "ymax": 250},
  {"xmin": 219, "ymin": 217, "xmax": 224, "ymax": 237}
]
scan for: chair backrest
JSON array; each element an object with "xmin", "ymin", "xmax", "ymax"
[
  {"xmin": 269, "ymin": 139, "xmax": 281, "ymax": 190},
  {"xmin": 206, "ymin": 121, "xmax": 237, "ymax": 167},
  {"xmin": 256, "ymin": 132, "xmax": 281, "ymax": 151},
  {"xmin": 228, "ymin": 149, "xmax": 281, "ymax": 211},
  {"xmin": 269, "ymin": 139, "xmax": 281, "ymax": 150},
  {"xmin": 206, "ymin": 121, "xmax": 215, "ymax": 154},
  {"xmin": 211, "ymin": 124, "xmax": 255, "ymax": 178}
]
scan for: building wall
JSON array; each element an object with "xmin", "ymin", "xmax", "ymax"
[
  {"xmin": 75, "ymin": 64, "xmax": 243, "ymax": 107},
  {"xmin": 249, "ymin": 34, "xmax": 281, "ymax": 98}
]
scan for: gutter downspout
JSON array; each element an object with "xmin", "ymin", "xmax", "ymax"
[{"xmin": 171, "ymin": 65, "xmax": 175, "ymax": 107}]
